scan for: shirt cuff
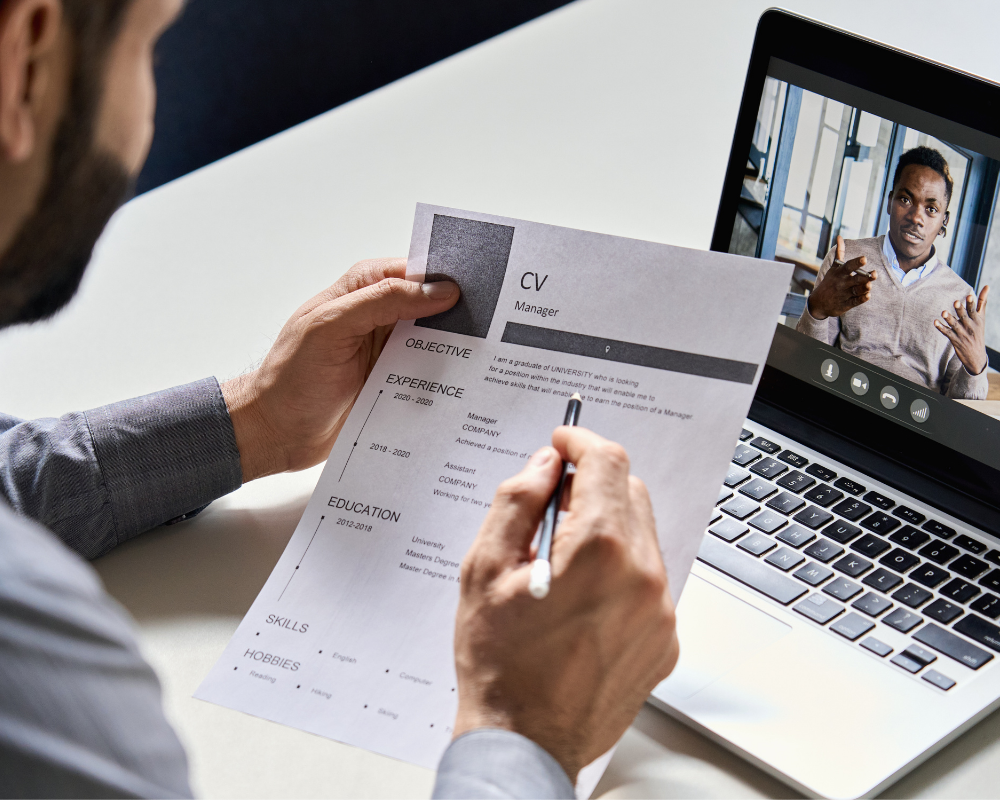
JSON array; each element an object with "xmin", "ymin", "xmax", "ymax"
[
  {"xmin": 85, "ymin": 377, "xmax": 242, "ymax": 545},
  {"xmin": 433, "ymin": 729, "xmax": 575, "ymax": 799}
]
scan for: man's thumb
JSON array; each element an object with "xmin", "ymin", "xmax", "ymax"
[{"xmin": 318, "ymin": 277, "xmax": 459, "ymax": 334}]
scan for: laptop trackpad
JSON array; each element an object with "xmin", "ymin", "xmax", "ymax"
[{"xmin": 656, "ymin": 573, "xmax": 792, "ymax": 700}]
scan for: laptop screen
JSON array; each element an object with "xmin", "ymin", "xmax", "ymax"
[{"xmin": 714, "ymin": 14, "xmax": 1000, "ymax": 522}]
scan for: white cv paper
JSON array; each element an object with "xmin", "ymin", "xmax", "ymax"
[{"xmin": 196, "ymin": 204, "xmax": 791, "ymax": 792}]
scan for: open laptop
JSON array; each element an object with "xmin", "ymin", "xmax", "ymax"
[{"xmin": 649, "ymin": 9, "xmax": 1000, "ymax": 798}]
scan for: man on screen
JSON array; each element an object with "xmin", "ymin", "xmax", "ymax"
[{"xmin": 797, "ymin": 146, "xmax": 990, "ymax": 400}]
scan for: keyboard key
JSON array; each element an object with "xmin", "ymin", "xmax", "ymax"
[
  {"xmin": 862, "ymin": 491, "xmax": 895, "ymax": 510},
  {"xmin": 749, "ymin": 510, "xmax": 786, "ymax": 534},
  {"xmin": 892, "ymin": 583, "xmax": 933, "ymax": 608},
  {"xmin": 738, "ymin": 532, "xmax": 777, "ymax": 556},
  {"xmin": 749, "ymin": 457, "xmax": 787, "ymax": 479},
  {"xmin": 794, "ymin": 593, "xmax": 843, "ymax": 624},
  {"xmin": 823, "ymin": 520, "xmax": 862, "ymax": 544},
  {"xmin": 940, "ymin": 578, "xmax": 980, "ymax": 604},
  {"xmin": 879, "ymin": 548, "xmax": 920, "ymax": 573},
  {"xmin": 824, "ymin": 578, "xmax": 863, "ymax": 600},
  {"xmin": 709, "ymin": 519, "xmax": 748, "ymax": 542},
  {"xmin": 793, "ymin": 506, "xmax": 833, "ymax": 530},
  {"xmin": 863, "ymin": 568, "xmax": 902, "ymax": 592},
  {"xmin": 831, "ymin": 612, "xmax": 875, "ymax": 640},
  {"xmin": 777, "ymin": 450, "xmax": 809, "ymax": 469},
  {"xmin": 722, "ymin": 496, "xmax": 760, "ymax": 520},
  {"xmin": 805, "ymin": 463, "xmax": 837, "ymax": 482},
  {"xmin": 970, "ymin": 593, "xmax": 1000, "ymax": 620},
  {"xmin": 860, "ymin": 637, "xmax": 893, "ymax": 657},
  {"xmin": 697, "ymin": 536, "xmax": 807, "ymax": 605},
  {"xmin": 891, "ymin": 654, "xmax": 924, "ymax": 673},
  {"xmin": 750, "ymin": 436, "xmax": 781, "ymax": 454},
  {"xmin": 918, "ymin": 540, "xmax": 960, "ymax": 565},
  {"xmin": 777, "ymin": 470, "xmax": 815, "ymax": 493},
  {"xmin": 954, "ymin": 534, "xmax": 987, "ymax": 555},
  {"xmin": 831, "ymin": 499, "xmax": 872, "ymax": 522},
  {"xmin": 922, "ymin": 670, "xmax": 955, "ymax": 691},
  {"xmin": 739, "ymin": 477, "xmax": 777, "ymax": 501},
  {"xmin": 922, "ymin": 520, "xmax": 956, "ymax": 540},
  {"xmin": 953, "ymin": 614, "xmax": 1000, "ymax": 654},
  {"xmin": 739, "ymin": 428, "xmax": 753, "ymax": 441},
  {"xmin": 766, "ymin": 492, "xmax": 806, "ymax": 515},
  {"xmin": 793, "ymin": 562, "xmax": 833, "ymax": 586},
  {"xmin": 776, "ymin": 524, "xmax": 816, "ymax": 548},
  {"xmin": 910, "ymin": 564, "xmax": 951, "ymax": 588},
  {"xmin": 893, "ymin": 506, "xmax": 926, "ymax": 525},
  {"xmin": 902, "ymin": 644, "xmax": 937, "ymax": 667},
  {"xmin": 889, "ymin": 526, "xmax": 931, "ymax": 550},
  {"xmin": 852, "ymin": 592, "xmax": 893, "ymax": 617},
  {"xmin": 803, "ymin": 484, "xmax": 844, "ymax": 507},
  {"xmin": 733, "ymin": 444, "xmax": 761, "ymax": 466},
  {"xmin": 833, "ymin": 554, "xmax": 873, "ymax": 578},
  {"xmin": 718, "ymin": 488, "xmax": 733, "ymax": 505},
  {"xmin": 952, "ymin": 554, "xmax": 989, "ymax": 579},
  {"xmin": 925, "ymin": 599, "xmax": 963, "ymax": 624},
  {"xmin": 833, "ymin": 477, "xmax": 865, "ymax": 496},
  {"xmin": 794, "ymin": 594, "xmax": 844, "ymax": 625},
  {"xmin": 804, "ymin": 538, "xmax": 844, "ymax": 563},
  {"xmin": 859, "ymin": 512, "xmax": 900, "ymax": 536},
  {"xmin": 883, "ymin": 608, "xmax": 923, "ymax": 633},
  {"xmin": 915, "ymin": 623, "xmax": 994, "ymax": 669},
  {"xmin": 765, "ymin": 547, "xmax": 805, "ymax": 572},
  {"xmin": 851, "ymin": 534, "xmax": 890, "ymax": 559},
  {"xmin": 986, "ymin": 550, "xmax": 1000, "ymax": 567},
  {"xmin": 710, "ymin": 509, "xmax": 722, "ymax": 525},
  {"xmin": 724, "ymin": 465, "xmax": 751, "ymax": 487}
]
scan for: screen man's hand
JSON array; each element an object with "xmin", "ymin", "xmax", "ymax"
[
  {"xmin": 935, "ymin": 285, "xmax": 990, "ymax": 376},
  {"xmin": 451, "ymin": 427, "xmax": 679, "ymax": 782},
  {"xmin": 807, "ymin": 235, "xmax": 876, "ymax": 319},
  {"xmin": 221, "ymin": 258, "xmax": 459, "ymax": 481}
]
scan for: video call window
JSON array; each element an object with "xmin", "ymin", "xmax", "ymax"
[{"xmin": 730, "ymin": 74, "xmax": 1000, "ymax": 415}]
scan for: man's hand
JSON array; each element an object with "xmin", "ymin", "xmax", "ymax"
[
  {"xmin": 452, "ymin": 427, "xmax": 679, "ymax": 782},
  {"xmin": 935, "ymin": 285, "xmax": 990, "ymax": 375},
  {"xmin": 221, "ymin": 258, "xmax": 458, "ymax": 481},
  {"xmin": 807, "ymin": 235, "xmax": 876, "ymax": 320}
]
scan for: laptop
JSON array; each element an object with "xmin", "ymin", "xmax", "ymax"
[{"xmin": 649, "ymin": 9, "xmax": 1000, "ymax": 798}]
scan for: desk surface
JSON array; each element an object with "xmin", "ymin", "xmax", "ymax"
[{"xmin": 3, "ymin": 0, "xmax": 1000, "ymax": 796}]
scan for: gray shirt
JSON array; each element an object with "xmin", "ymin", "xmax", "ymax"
[
  {"xmin": 796, "ymin": 235, "xmax": 988, "ymax": 400},
  {"xmin": 0, "ymin": 378, "xmax": 571, "ymax": 798}
]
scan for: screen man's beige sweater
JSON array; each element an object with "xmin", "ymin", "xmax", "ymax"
[{"xmin": 796, "ymin": 235, "xmax": 988, "ymax": 400}]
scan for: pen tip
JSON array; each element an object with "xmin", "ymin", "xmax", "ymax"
[{"xmin": 571, "ymin": 392, "xmax": 582, "ymax": 401}]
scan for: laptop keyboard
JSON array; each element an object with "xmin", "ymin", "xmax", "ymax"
[{"xmin": 698, "ymin": 423, "xmax": 1000, "ymax": 692}]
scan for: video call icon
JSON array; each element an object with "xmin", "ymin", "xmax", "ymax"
[{"xmin": 850, "ymin": 372, "xmax": 869, "ymax": 396}]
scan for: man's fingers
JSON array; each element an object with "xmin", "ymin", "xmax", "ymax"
[
  {"xmin": 979, "ymin": 285, "xmax": 990, "ymax": 315},
  {"xmin": 845, "ymin": 255, "xmax": 868, "ymax": 275},
  {"xmin": 313, "ymin": 276, "xmax": 460, "ymax": 336},
  {"xmin": 934, "ymin": 318, "xmax": 958, "ymax": 342},
  {"xmin": 952, "ymin": 299, "xmax": 970, "ymax": 326},
  {"xmin": 552, "ymin": 426, "xmax": 631, "ymax": 511},
  {"xmin": 468, "ymin": 447, "xmax": 562, "ymax": 573},
  {"xmin": 836, "ymin": 235, "xmax": 845, "ymax": 263}
]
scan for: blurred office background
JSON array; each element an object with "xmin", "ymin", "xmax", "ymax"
[
  {"xmin": 731, "ymin": 78, "xmax": 1000, "ymax": 374},
  {"xmin": 138, "ymin": 0, "xmax": 572, "ymax": 194}
]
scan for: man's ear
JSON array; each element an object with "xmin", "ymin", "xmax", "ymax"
[{"xmin": 0, "ymin": 0, "xmax": 62, "ymax": 163}]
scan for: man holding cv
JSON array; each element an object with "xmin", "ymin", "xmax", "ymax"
[{"xmin": 0, "ymin": 1, "xmax": 678, "ymax": 797}]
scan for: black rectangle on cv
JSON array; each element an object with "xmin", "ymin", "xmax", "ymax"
[
  {"xmin": 414, "ymin": 215, "xmax": 514, "ymax": 339},
  {"xmin": 501, "ymin": 322, "xmax": 759, "ymax": 384}
]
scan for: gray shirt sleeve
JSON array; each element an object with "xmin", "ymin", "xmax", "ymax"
[
  {"xmin": 0, "ymin": 502, "xmax": 193, "ymax": 798},
  {"xmin": 0, "ymin": 377, "xmax": 242, "ymax": 559},
  {"xmin": 433, "ymin": 729, "xmax": 575, "ymax": 799}
]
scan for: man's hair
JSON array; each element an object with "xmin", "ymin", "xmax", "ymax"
[{"xmin": 892, "ymin": 146, "xmax": 954, "ymax": 207}]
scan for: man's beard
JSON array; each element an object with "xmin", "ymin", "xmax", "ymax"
[{"xmin": 0, "ymin": 137, "xmax": 132, "ymax": 328}]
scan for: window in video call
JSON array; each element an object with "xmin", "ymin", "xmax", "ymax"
[{"xmin": 727, "ymin": 57, "xmax": 1000, "ymax": 474}]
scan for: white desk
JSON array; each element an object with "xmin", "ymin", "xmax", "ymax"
[{"xmin": 2, "ymin": 0, "xmax": 1000, "ymax": 795}]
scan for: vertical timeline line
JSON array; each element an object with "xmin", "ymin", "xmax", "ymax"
[
  {"xmin": 278, "ymin": 515, "xmax": 325, "ymax": 601},
  {"xmin": 339, "ymin": 390, "xmax": 383, "ymax": 482}
]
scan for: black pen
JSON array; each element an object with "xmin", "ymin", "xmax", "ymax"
[{"xmin": 529, "ymin": 392, "xmax": 582, "ymax": 599}]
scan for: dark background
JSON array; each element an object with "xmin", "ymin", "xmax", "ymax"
[{"xmin": 138, "ymin": 0, "xmax": 573, "ymax": 194}]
